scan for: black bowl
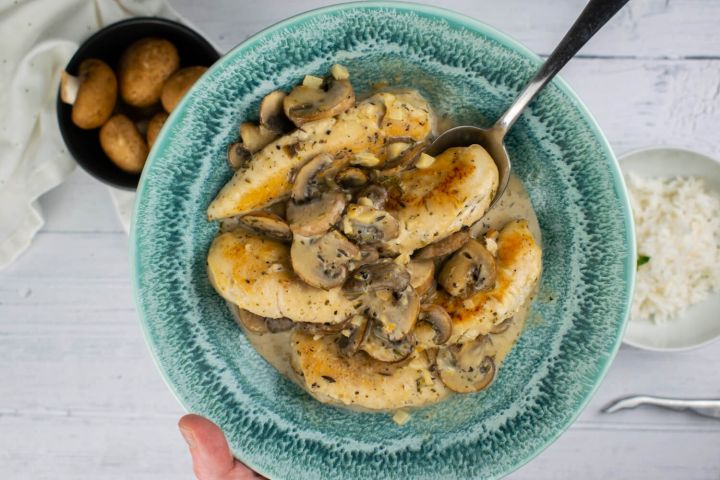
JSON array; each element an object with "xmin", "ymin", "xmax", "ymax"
[{"xmin": 57, "ymin": 17, "xmax": 220, "ymax": 190}]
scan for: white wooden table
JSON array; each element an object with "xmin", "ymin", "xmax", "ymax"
[{"xmin": 3, "ymin": 1, "xmax": 720, "ymax": 478}]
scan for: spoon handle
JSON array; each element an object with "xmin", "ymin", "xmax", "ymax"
[
  {"xmin": 494, "ymin": 0, "xmax": 630, "ymax": 134},
  {"xmin": 604, "ymin": 395, "xmax": 720, "ymax": 420}
]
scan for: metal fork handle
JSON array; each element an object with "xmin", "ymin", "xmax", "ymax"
[
  {"xmin": 494, "ymin": 0, "xmax": 630, "ymax": 135},
  {"xmin": 604, "ymin": 395, "xmax": 720, "ymax": 419}
]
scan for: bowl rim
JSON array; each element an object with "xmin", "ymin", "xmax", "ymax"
[
  {"xmin": 619, "ymin": 145, "xmax": 720, "ymax": 352},
  {"xmin": 56, "ymin": 16, "xmax": 220, "ymax": 190},
  {"xmin": 131, "ymin": 2, "xmax": 636, "ymax": 477}
]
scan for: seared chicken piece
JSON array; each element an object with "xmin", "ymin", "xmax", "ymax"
[
  {"xmin": 385, "ymin": 144, "xmax": 499, "ymax": 255},
  {"xmin": 291, "ymin": 331, "xmax": 448, "ymax": 410},
  {"xmin": 207, "ymin": 91, "xmax": 434, "ymax": 220},
  {"xmin": 207, "ymin": 229, "xmax": 356, "ymax": 324},
  {"xmin": 436, "ymin": 220, "xmax": 542, "ymax": 344}
]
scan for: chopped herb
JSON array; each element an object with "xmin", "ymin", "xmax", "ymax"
[{"xmin": 637, "ymin": 255, "xmax": 650, "ymax": 268}]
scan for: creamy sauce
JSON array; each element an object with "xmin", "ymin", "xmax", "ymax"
[{"xmin": 231, "ymin": 173, "xmax": 541, "ymax": 409}]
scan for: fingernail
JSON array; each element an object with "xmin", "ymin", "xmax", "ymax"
[{"xmin": 179, "ymin": 426, "xmax": 196, "ymax": 448}]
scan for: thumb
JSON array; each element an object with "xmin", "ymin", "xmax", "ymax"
[{"xmin": 178, "ymin": 414, "xmax": 263, "ymax": 480}]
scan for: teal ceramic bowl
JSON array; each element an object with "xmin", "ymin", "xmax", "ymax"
[{"xmin": 131, "ymin": 3, "xmax": 635, "ymax": 479}]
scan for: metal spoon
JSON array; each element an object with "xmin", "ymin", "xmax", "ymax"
[
  {"xmin": 425, "ymin": 0, "xmax": 630, "ymax": 207},
  {"xmin": 604, "ymin": 395, "xmax": 720, "ymax": 420}
]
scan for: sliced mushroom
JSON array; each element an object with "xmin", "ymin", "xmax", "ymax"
[
  {"xmin": 227, "ymin": 142, "xmax": 252, "ymax": 171},
  {"xmin": 407, "ymin": 259, "xmax": 435, "ymax": 297},
  {"xmin": 342, "ymin": 204, "xmax": 399, "ymax": 244},
  {"xmin": 413, "ymin": 229, "xmax": 470, "ymax": 260},
  {"xmin": 417, "ymin": 304, "xmax": 452, "ymax": 345},
  {"xmin": 60, "ymin": 71, "xmax": 80, "ymax": 104},
  {"xmin": 490, "ymin": 317, "xmax": 513, "ymax": 335},
  {"xmin": 378, "ymin": 141, "xmax": 428, "ymax": 176},
  {"xmin": 239, "ymin": 122, "xmax": 279, "ymax": 153},
  {"xmin": 335, "ymin": 167, "xmax": 368, "ymax": 190},
  {"xmin": 232, "ymin": 307, "xmax": 269, "ymax": 335},
  {"xmin": 360, "ymin": 320, "xmax": 416, "ymax": 363},
  {"xmin": 238, "ymin": 211, "xmax": 291, "ymax": 242},
  {"xmin": 291, "ymin": 153, "xmax": 335, "ymax": 201},
  {"xmin": 343, "ymin": 261, "xmax": 410, "ymax": 298},
  {"xmin": 290, "ymin": 230, "xmax": 360, "ymax": 289},
  {"xmin": 363, "ymin": 286, "xmax": 420, "ymax": 341},
  {"xmin": 439, "ymin": 239, "xmax": 497, "ymax": 298},
  {"xmin": 437, "ymin": 338, "xmax": 496, "ymax": 393},
  {"xmin": 284, "ymin": 78, "xmax": 355, "ymax": 126},
  {"xmin": 287, "ymin": 191, "xmax": 347, "ymax": 237},
  {"xmin": 337, "ymin": 315, "xmax": 369, "ymax": 356},
  {"xmin": 356, "ymin": 185, "xmax": 388, "ymax": 210},
  {"xmin": 265, "ymin": 317, "xmax": 295, "ymax": 333},
  {"xmin": 259, "ymin": 90, "xmax": 294, "ymax": 133},
  {"xmin": 349, "ymin": 245, "xmax": 380, "ymax": 271},
  {"xmin": 299, "ymin": 316, "xmax": 352, "ymax": 335}
]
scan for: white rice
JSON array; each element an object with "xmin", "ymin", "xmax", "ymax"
[{"xmin": 627, "ymin": 174, "xmax": 720, "ymax": 322}]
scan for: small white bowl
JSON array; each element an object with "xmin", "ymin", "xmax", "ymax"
[{"xmin": 619, "ymin": 146, "xmax": 720, "ymax": 351}]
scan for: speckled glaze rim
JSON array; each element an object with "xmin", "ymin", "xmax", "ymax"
[{"xmin": 131, "ymin": 2, "xmax": 636, "ymax": 477}]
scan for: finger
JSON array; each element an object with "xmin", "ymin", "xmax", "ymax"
[{"xmin": 179, "ymin": 414, "xmax": 262, "ymax": 480}]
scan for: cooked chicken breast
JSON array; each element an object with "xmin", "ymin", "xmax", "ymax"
[
  {"xmin": 386, "ymin": 144, "xmax": 499, "ymax": 254},
  {"xmin": 291, "ymin": 330, "xmax": 448, "ymax": 410},
  {"xmin": 207, "ymin": 91, "xmax": 434, "ymax": 220},
  {"xmin": 207, "ymin": 229, "xmax": 356, "ymax": 323},
  {"xmin": 436, "ymin": 219, "xmax": 542, "ymax": 344}
]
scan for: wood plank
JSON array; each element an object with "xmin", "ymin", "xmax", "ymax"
[
  {"xmin": 38, "ymin": 169, "xmax": 125, "ymax": 234},
  {"xmin": 509, "ymin": 427, "xmax": 720, "ymax": 480},
  {"xmin": 561, "ymin": 58, "xmax": 720, "ymax": 159},
  {"xmin": 170, "ymin": 0, "xmax": 720, "ymax": 58},
  {"xmin": 0, "ymin": 415, "xmax": 192, "ymax": 480}
]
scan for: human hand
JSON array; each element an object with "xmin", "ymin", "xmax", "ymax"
[{"xmin": 179, "ymin": 414, "xmax": 267, "ymax": 480}]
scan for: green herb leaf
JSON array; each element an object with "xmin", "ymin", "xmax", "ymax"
[{"xmin": 637, "ymin": 255, "xmax": 650, "ymax": 268}]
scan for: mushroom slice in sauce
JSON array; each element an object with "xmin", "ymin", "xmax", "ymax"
[
  {"xmin": 287, "ymin": 191, "xmax": 347, "ymax": 237},
  {"xmin": 232, "ymin": 306, "xmax": 269, "ymax": 335},
  {"xmin": 490, "ymin": 317, "xmax": 513, "ymax": 335},
  {"xmin": 348, "ymin": 245, "xmax": 380, "ymax": 271},
  {"xmin": 265, "ymin": 317, "xmax": 295, "ymax": 333},
  {"xmin": 283, "ymin": 78, "xmax": 355, "ymax": 126},
  {"xmin": 299, "ymin": 316, "xmax": 352, "ymax": 335},
  {"xmin": 290, "ymin": 230, "xmax": 360, "ymax": 289},
  {"xmin": 259, "ymin": 90, "xmax": 294, "ymax": 134},
  {"xmin": 227, "ymin": 142, "xmax": 251, "ymax": 171},
  {"xmin": 439, "ymin": 239, "xmax": 497, "ymax": 298},
  {"xmin": 337, "ymin": 315, "xmax": 369, "ymax": 357},
  {"xmin": 363, "ymin": 285, "xmax": 420, "ymax": 341},
  {"xmin": 343, "ymin": 261, "xmax": 410, "ymax": 298},
  {"xmin": 360, "ymin": 320, "xmax": 416, "ymax": 363},
  {"xmin": 342, "ymin": 204, "xmax": 400, "ymax": 244},
  {"xmin": 417, "ymin": 304, "xmax": 452, "ymax": 345},
  {"xmin": 335, "ymin": 167, "xmax": 368, "ymax": 190},
  {"xmin": 238, "ymin": 211, "xmax": 291, "ymax": 242},
  {"xmin": 239, "ymin": 122, "xmax": 279, "ymax": 153},
  {"xmin": 407, "ymin": 259, "xmax": 435, "ymax": 297},
  {"xmin": 291, "ymin": 153, "xmax": 335, "ymax": 202},
  {"xmin": 413, "ymin": 229, "xmax": 470, "ymax": 260},
  {"xmin": 437, "ymin": 338, "xmax": 496, "ymax": 393},
  {"xmin": 356, "ymin": 184, "xmax": 388, "ymax": 210}
]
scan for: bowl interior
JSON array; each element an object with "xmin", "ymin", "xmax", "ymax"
[
  {"xmin": 620, "ymin": 147, "xmax": 720, "ymax": 351},
  {"xmin": 132, "ymin": 3, "xmax": 635, "ymax": 479},
  {"xmin": 56, "ymin": 17, "xmax": 219, "ymax": 190}
]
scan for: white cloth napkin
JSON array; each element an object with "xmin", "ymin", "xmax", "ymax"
[{"xmin": 0, "ymin": 0, "xmax": 180, "ymax": 269}]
